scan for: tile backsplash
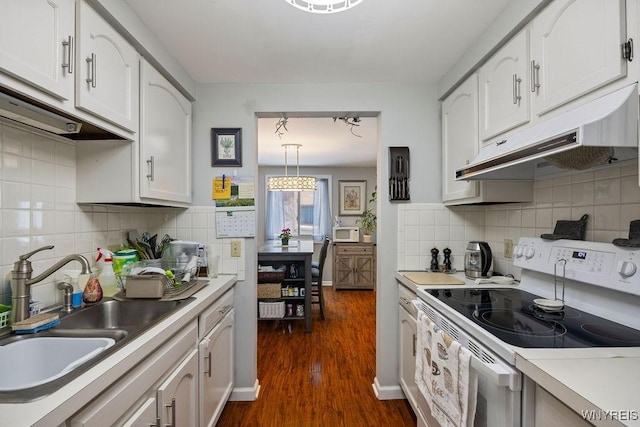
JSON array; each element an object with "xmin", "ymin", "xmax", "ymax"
[
  {"xmin": 0, "ymin": 119, "xmax": 244, "ymax": 310},
  {"xmin": 398, "ymin": 162, "xmax": 640, "ymax": 278},
  {"xmin": 3, "ymin": 117, "xmax": 639, "ymax": 311}
]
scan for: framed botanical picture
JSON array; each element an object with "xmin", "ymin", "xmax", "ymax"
[
  {"xmin": 339, "ymin": 180, "xmax": 366, "ymax": 216},
  {"xmin": 211, "ymin": 128, "xmax": 242, "ymax": 166}
]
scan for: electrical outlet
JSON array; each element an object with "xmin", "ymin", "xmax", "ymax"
[
  {"xmin": 231, "ymin": 240, "xmax": 241, "ymax": 257},
  {"xmin": 504, "ymin": 239, "xmax": 513, "ymax": 259}
]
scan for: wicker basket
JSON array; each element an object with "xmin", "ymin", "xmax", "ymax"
[
  {"xmin": 258, "ymin": 283, "xmax": 282, "ymax": 298},
  {"xmin": 259, "ymin": 301, "xmax": 285, "ymax": 319},
  {"xmin": 257, "ymin": 271, "xmax": 285, "ymax": 283}
]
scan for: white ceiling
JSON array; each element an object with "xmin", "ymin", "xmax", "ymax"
[{"xmin": 124, "ymin": 0, "xmax": 512, "ymax": 166}]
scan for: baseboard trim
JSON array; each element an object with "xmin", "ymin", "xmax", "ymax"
[
  {"xmin": 229, "ymin": 379, "xmax": 261, "ymax": 401},
  {"xmin": 372, "ymin": 377, "xmax": 406, "ymax": 400}
]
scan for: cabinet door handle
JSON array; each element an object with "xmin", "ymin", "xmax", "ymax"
[
  {"xmin": 166, "ymin": 397, "xmax": 176, "ymax": 427},
  {"xmin": 219, "ymin": 304, "xmax": 232, "ymax": 315},
  {"xmin": 62, "ymin": 36, "xmax": 74, "ymax": 74},
  {"xmin": 146, "ymin": 156, "xmax": 155, "ymax": 181},
  {"xmin": 512, "ymin": 74, "xmax": 522, "ymax": 105},
  {"xmin": 413, "ymin": 333, "xmax": 416, "ymax": 357},
  {"xmin": 204, "ymin": 351, "xmax": 212, "ymax": 377},
  {"xmin": 622, "ymin": 38, "xmax": 634, "ymax": 61},
  {"xmin": 530, "ymin": 60, "xmax": 540, "ymax": 93},
  {"xmin": 86, "ymin": 53, "xmax": 96, "ymax": 88}
]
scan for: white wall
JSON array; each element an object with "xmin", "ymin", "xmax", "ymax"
[{"xmin": 192, "ymin": 82, "xmax": 441, "ymax": 398}]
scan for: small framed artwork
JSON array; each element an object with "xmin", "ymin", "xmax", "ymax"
[
  {"xmin": 339, "ymin": 180, "xmax": 366, "ymax": 216},
  {"xmin": 211, "ymin": 128, "xmax": 242, "ymax": 166}
]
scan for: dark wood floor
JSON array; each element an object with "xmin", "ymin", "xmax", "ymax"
[{"xmin": 216, "ymin": 287, "xmax": 416, "ymax": 427}]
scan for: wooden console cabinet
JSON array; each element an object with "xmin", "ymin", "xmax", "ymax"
[{"xmin": 332, "ymin": 243, "xmax": 376, "ymax": 290}]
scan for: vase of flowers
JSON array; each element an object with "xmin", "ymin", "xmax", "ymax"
[{"xmin": 279, "ymin": 228, "xmax": 291, "ymax": 247}]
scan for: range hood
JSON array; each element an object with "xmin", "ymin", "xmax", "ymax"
[
  {"xmin": 456, "ymin": 83, "xmax": 639, "ymax": 181},
  {"xmin": 0, "ymin": 91, "xmax": 81, "ymax": 135},
  {"xmin": 0, "ymin": 89, "xmax": 125, "ymax": 140}
]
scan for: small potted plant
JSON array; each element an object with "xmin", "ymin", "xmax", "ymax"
[
  {"xmin": 279, "ymin": 228, "xmax": 291, "ymax": 247},
  {"xmin": 357, "ymin": 188, "xmax": 377, "ymax": 243}
]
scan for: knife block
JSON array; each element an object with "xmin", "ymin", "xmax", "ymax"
[{"xmin": 389, "ymin": 146, "xmax": 410, "ymax": 201}]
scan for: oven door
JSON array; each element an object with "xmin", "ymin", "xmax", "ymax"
[{"xmin": 413, "ymin": 300, "xmax": 522, "ymax": 427}]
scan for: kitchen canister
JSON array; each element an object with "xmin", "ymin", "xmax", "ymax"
[{"xmin": 113, "ymin": 249, "xmax": 139, "ymax": 291}]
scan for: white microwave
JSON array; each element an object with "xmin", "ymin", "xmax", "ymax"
[{"xmin": 333, "ymin": 226, "xmax": 360, "ymax": 242}]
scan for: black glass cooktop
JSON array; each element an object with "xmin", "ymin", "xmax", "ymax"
[{"xmin": 428, "ymin": 288, "xmax": 640, "ymax": 348}]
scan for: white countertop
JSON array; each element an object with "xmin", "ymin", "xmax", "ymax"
[
  {"xmin": 395, "ymin": 270, "xmax": 518, "ymax": 292},
  {"xmin": 515, "ymin": 347, "xmax": 640, "ymax": 427},
  {"xmin": 0, "ymin": 274, "xmax": 237, "ymax": 427}
]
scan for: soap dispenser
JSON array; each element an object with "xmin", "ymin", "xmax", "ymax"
[{"xmin": 82, "ymin": 273, "xmax": 103, "ymax": 304}]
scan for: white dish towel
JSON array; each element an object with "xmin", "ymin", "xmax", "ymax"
[
  {"xmin": 415, "ymin": 310, "xmax": 478, "ymax": 427},
  {"xmin": 415, "ymin": 310, "xmax": 435, "ymax": 405}
]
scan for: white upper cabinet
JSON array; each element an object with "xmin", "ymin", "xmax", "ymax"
[
  {"xmin": 479, "ymin": 29, "xmax": 531, "ymax": 141},
  {"xmin": 442, "ymin": 74, "xmax": 480, "ymax": 202},
  {"xmin": 0, "ymin": 0, "xmax": 75, "ymax": 100},
  {"xmin": 531, "ymin": 0, "xmax": 627, "ymax": 116},
  {"xmin": 140, "ymin": 59, "xmax": 192, "ymax": 204},
  {"xmin": 76, "ymin": 0, "xmax": 139, "ymax": 132},
  {"xmin": 442, "ymin": 73, "xmax": 533, "ymax": 205}
]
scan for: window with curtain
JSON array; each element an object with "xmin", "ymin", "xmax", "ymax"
[{"xmin": 265, "ymin": 177, "xmax": 331, "ymax": 241}]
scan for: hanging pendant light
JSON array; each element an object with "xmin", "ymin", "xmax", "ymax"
[{"xmin": 268, "ymin": 143, "xmax": 316, "ymax": 191}]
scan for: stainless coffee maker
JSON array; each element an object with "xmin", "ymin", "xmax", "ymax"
[{"xmin": 464, "ymin": 241, "xmax": 493, "ymax": 278}]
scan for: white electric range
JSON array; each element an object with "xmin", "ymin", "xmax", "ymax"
[{"xmin": 413, "ymin": 237, "xmax": 640, "ymax": 427}]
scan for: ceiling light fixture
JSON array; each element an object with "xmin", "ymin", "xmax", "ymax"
[
  {"xmin": 268, "ymin": 143, "xmax": 316, "ymax": 191},
  {"xmin": 284, "ymin": 0, "xmax": 364, "ymax": 14}
]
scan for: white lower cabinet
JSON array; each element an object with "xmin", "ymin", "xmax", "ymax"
[
  {"xmin": 534, "ymin": 384, "xmax": 592, "ymax": 427},
  {"xmin": 158, "ymin": 349, "xmax": 199, "ymax": 427},
  {"xmin": 398, "ymin": 284, "xmax": 430, "ymax": 426},
  {"xmin": 69, "ymin": 288, "xmax": 236, "ymax": 427},
  {"xmin": 199, "ymin": 310, "xmax": 234, "ymax": 427},
  {"xmin": 122, "ymin": 397, "xmax": 157, "ymax": 426},
  {"xmin": 399, "ymin": 300, "xmax": 418, "ymax": 407},
  {"xmin": 70, "ymin": 321, "xmax": 198, "ymax": 427}
]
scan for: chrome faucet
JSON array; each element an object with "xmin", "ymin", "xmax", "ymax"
[{"xmin": 11, "ymin": 246, "xmax": 92, "ymax": 323}]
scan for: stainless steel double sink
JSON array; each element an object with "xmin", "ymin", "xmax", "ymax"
[{"xmin": 0, "ymin": 298, "xmax": 193, "ymax": 403}]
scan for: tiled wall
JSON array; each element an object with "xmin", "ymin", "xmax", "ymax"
[
  {"xmin": 398, "ymin": 162, "xmax": 640, "ymax": 278},
  {"xmin": 0, "ymin": 119, "xmax": 244, "ymax": 310}
]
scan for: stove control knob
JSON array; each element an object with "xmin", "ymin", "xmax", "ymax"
[
  {"xmin": 524, "ymin": 248, "xmax": 535, "ymax": 259},
  {"xmin": 617, "ymin": 260, "xmax": 637, "ymax": 277},
  {"xmin": 514, "ymin": 246, "xmax": 524, "ymax": 258}
]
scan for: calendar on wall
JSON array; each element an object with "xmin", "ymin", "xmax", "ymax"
[{"xmin": 215, "ymin": 206, "xmax": 255, "ymax": 238}]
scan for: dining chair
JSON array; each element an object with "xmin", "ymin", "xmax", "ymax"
[{"xmin": 311, "ymin": 235, "xmax": 330, "ymax": 320}]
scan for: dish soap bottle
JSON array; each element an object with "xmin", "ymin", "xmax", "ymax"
[
  {"xmin": 97, "ymin": 248, "xmax": 118, "ymax": 297},
  {"xmin": 82, "ymin": 273, "xmax": 103, "ymax": 304},
  {"xmin": 63, "ymin": 270, "xmax": 83, "ymax": 308}
]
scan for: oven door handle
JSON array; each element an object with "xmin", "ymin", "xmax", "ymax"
[{"xmin": 470, "ymin": 356, "xmax": 521, "ymax": 392}]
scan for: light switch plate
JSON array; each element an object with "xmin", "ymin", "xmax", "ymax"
[
  {"xmin": 504, "ymin": 239, "xmax": 513, "ymax": 259},
  {"xmin": 231, "ymin": 240, "xmax": 241, "ymax": 257}
]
